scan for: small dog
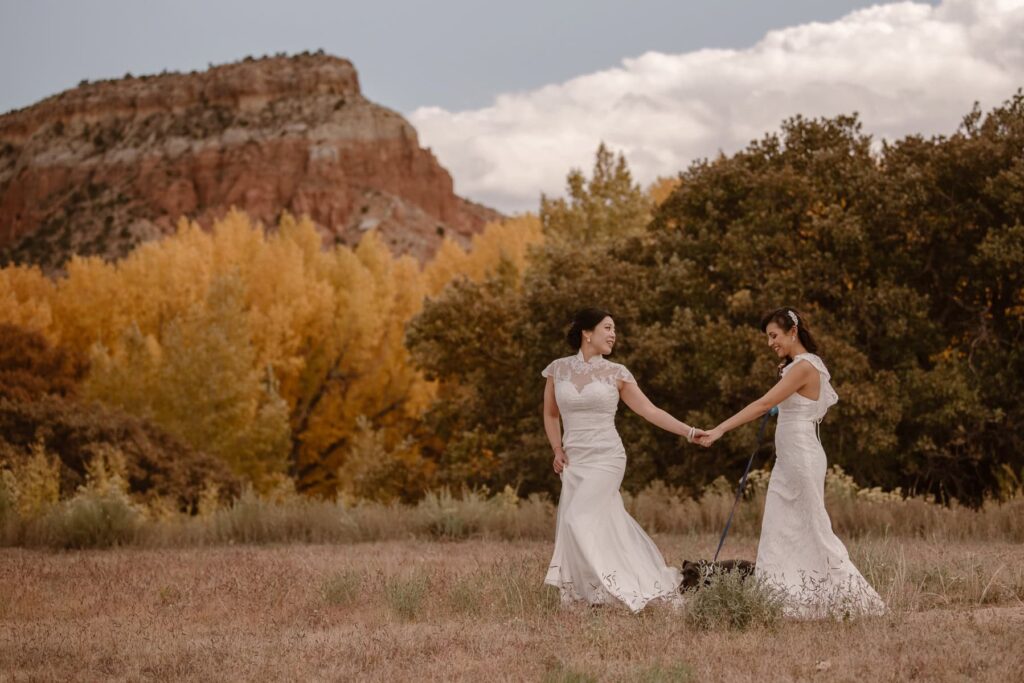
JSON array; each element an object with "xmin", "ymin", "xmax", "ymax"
[{"xmin": 680, "ymin": 559, "xmax": 755, "ymax": 590}]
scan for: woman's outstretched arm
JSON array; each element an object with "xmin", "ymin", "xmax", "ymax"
[
  {"xmin": 619, "ymin": 381, "xmax": 705, "ymax": 442},
  {"xmin": 698, "ymin": 362, "xmax": 815, "ymax": 447}
]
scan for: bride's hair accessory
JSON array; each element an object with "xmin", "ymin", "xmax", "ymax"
[{"xmin": 761, "ymin": 307, "xmax": 819, "ymax": 354}]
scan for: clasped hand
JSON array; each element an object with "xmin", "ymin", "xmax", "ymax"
[{"xmin": 693, "ymin": 427, "xmax": 723, "ymax": 448}]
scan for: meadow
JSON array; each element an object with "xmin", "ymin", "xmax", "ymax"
[{"xmin": 2, "ymin": 481, "xmax": 1023, "ymax": 681}]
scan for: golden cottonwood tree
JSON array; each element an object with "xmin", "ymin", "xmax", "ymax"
[
  {"xmin": 290, "ymin": 232, "xmax": 436, "ymax": 495},
  {"xmin": 0, "ymin": 265, "xmax": 56, "ymax": 336},
  {"xmin": 85, "ymin": 273, "xmax": 291, "ymax": 489},
  {"xmin": 1, "ymin": 208, "xmax": 547, "ymax": 499},
  {"xmin": 422, "ymin": 214, "xmax": 544, "ymax": 294}
]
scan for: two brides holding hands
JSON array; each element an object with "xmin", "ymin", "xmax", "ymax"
[{"xmin": 542, "ymin": 307, "xmax": 885, "ymax": 617}]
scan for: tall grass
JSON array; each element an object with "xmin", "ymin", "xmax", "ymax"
[
  {"xmin": 322, "ymin": 569, "xmax": 365, "ymax": 607},
  {"xmin": 683, "ymin": 570, "xmax": 786, "ymax": 631},
  {"xmin": 383, "ymin": 572, "xmax": 431, "ymax": 620},
  {"xmin": 1, "ymin": 467, "xmax": 1022, "ymax": 549},
  {"xmin": 624, "ymin": 469, "xmax": 1024, "ymax": 543}
]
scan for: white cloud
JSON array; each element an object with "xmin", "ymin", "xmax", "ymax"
[{"xmin": 410, "ymin": 0, "xmax": 1024, "ymax": 213}]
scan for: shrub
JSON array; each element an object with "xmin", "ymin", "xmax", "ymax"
[
  {"xmin": 684, "ymin": 569, "xmax": 785, "ymax": 631},
  {"xmin": 2, "ymin": 438, "xmax": 61, "ymax": 518},
  {"xmin": 28, "ymin": 445, "xmax": 145, "ymax": 549},
  {"xmin": 0, "ymin": 394, "xmax": 240, "ymax": 508},
  {"xmin": 415, "ymin": 487, "xmax": 490, "ymax": 539},
  {"xmin": 35, "ymin": 488, "xmax": 143, "ymax": 548}
]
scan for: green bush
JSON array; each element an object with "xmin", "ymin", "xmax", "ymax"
[
  {"xmin": 684, "ymin": 569, "xmax": 785, "ymax": 631},
  {"xmin": 32, "ymin": 488, "xmax": 144, "ymax": 549}
]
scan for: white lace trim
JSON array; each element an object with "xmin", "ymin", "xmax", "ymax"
[
  {"xmin": 541, "ymin": 351, "xmax": 636, "ymax": 391},
  {"xmin": 545, "ymin": 567, "xmax": 683, "ymax": 613},
  {"xmin": 757, "ymin": 561, "xmax": 887, "ymax": 619}
]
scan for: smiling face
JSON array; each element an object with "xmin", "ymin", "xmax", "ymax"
[
  {"xmin": 585, "ymin": 316, "xmax": 616, "ymax": 355},
  {"xmin": 765, "ymin": 321, "xmax": 798, "ymax": 359}
]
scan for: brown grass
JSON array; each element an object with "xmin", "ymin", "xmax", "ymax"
[
  {"xmin": 2, "ymin": 534, "xmax": 1022, "ymax": 681},
  {"xmin": 5, "ymin": 479, "xmax": 1023, "ymax": 550}
]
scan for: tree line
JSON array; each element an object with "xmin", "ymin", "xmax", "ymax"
[
  {"xmin": 409, "ymin": 94, "xmax": 1024, "ymax": 506},
  {"xmin": 2, "ymin": 92, "xmax": 1022, "ymax": 507}
]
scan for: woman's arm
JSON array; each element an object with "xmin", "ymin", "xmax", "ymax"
[
  {"xmin": 698, "ymin": 362, "xmax": 815, "ymax": 446},
  {"xmin": 619, "ymin": 381, "xmax": 704, "ymax": 441},
  {"xmin": 543, "ymin": 377, "xmax": 568, "ymax": 473}
]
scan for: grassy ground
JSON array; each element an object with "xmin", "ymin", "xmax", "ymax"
[{"xmin": 2, "ymin": 534, "xmax": 1022, "ymax": 681}]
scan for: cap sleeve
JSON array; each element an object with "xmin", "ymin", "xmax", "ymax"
[
  {"xmin": 614, "ymin": 363, "xmax": 636, "ymax": 385},
  {"xmin": 541, "ymin": 359, "xmax": 558, "ymax": 379}
]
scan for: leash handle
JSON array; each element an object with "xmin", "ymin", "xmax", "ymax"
[{"xmin": 712, "ymin": 409, "xmax": 774, "ymax": 563}]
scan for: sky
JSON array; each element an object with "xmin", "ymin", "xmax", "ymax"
[{"xmin": 3, "ymin": 0, "xmax": 1023, "ymax": 212}]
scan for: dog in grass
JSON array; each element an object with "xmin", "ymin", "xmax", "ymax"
[{"xmin": 680, "ymin": 560, "xmax": 755, "ymax": 590}]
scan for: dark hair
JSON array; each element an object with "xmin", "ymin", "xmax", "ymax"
[
  {"xmin": 760, "ymin": 307, "xmax": 819, "ymax": 362},
  {"xmin": 567, "ymin": 308, "xmax": 613, "ymax": 350}
]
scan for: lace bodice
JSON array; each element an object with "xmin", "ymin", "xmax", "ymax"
[
  {"xmin": 542, "ymin": 351, "xmax": 635, "ymax": 433},
  {"xmin": 778, "ymin": 353, "xmax": 839, "ymax": 424}
]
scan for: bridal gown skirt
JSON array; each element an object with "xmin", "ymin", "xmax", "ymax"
[
  {"xmin": 756, "ymin": 420, "xmax": 886, "ymax": 618},
  {"xmin": 544, "ymin": 426, "xmax": 682, "ymax": 612}
]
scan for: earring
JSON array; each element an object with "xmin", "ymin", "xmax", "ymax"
[{"xmin": 586, "ymin": 337, "xmax": 591, "ymax": 343}]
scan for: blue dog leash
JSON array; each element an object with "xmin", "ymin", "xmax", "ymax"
[{"xmin": 712, "ymin": 406, "xmax": 777, "ymax": 563}]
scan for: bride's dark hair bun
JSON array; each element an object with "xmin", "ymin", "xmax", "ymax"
[{"xmin": 567, "ymin": 308, "xmax": 613, "ymax": 349}]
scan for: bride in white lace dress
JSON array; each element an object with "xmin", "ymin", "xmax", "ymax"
[
  {"xmin": 698, "ymin": 308, "xmax": 886, "ymax": 618},
  {"xmin": 542, "ymin": 308, "xmax": 705, "ymax": 612}
]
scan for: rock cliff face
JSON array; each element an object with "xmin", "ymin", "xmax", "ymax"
[{"xmin": 0, "ymin": 53, "xmax": 498, "ymax": 271}]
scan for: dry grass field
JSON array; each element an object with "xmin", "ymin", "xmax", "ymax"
[{"xmin": 2, "ymin": 533, "xmax": 1023, "ymax": 682}]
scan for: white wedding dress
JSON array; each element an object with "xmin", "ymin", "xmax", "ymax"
[
  {"xmin": 756, "ymin": 353, "xmax": 886, "ymax": 618},
  {"xmin": 542, "ymin": 351, "xmax": 682, "ymax": 612}
]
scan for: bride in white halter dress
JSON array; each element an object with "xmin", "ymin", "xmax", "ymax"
[
  {"xmin": 699, "ymin": 308, "xmax": 886, "ymax": 618},
  {"xmin": 541, "ymin": 310, "xmax": 702, "ymax": 612},
  {"xmin": 760, "ymin": 352, "xmax": 885, "ymax": 617}
]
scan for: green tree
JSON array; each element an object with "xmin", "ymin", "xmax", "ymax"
[
  {"xmin": 540, "ymin": 143, "xmax": 651, "ymax": 245},
  {"xmin": 409, "ymin": 92, "xmax": 1024, "ymax": 505}
]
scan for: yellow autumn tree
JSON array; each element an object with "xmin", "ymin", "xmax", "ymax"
[
  {"xmin": 1, "ymin": 207, "xmax": 546, "ymax": 500},
  {"xmin": 291, "ymin": 231, "xmax": 436, "ymax": 495},
  {"xmin": 423, "ymin": 214, "xmax": 544, "ymax": 295},
  {"xmin": 84, "ymin": 272, "xmax": 291, "ymax": 490},
  {"xmin": 0, "ymin": 264, "xmax": 56, "ymax": 337},
  {"xmin": 647, "ymin": 176, "xmax": 681, "ymax": 206}
]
